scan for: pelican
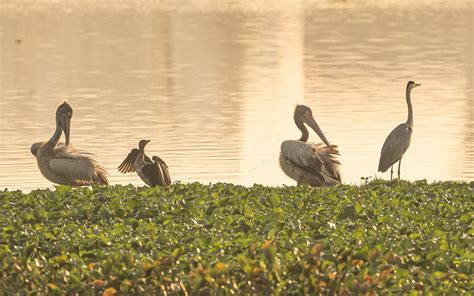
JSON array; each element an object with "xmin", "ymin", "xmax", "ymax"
[
  {"xmin": 117, "ymin": 140, "xmax": 171, "ymax": 187},
  {"xmin": 378, "ymin": 81, "xmax": 421, "ymax": 180},
  {"xmin": 279, "ymin": 105, "xmax": 341, "ymax": 187},
  {"xmin": 31, "ymin": 102, "xmax": 108, "ymax": 186}
]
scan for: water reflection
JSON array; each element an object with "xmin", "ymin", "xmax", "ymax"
[{"xmin": 0, "ymin": 0, "xmax": 472, "ymax": 191}]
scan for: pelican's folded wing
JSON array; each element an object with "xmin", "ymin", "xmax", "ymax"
[
  {"xmin": 49, "ymin": 156, "xmax": 108, "ymax": 185},
  {"xmin": 313, "ymin": 143, "xmax": 342, "ymax": 182},
  {"xmin": 281, "ymin": 140, "xmax": 325, "ymax": 179}
]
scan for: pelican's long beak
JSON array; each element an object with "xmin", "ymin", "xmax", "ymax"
[
  {"xmin": 304, "ymin": 113, "xmax": 332, "ymax": 148},
  {"xmin": 63, "ymin": 115, "xmax": 71, "ymax": 146},
  {"xmin": 414, "ymin": 83, "xmax": 421, "ymax": 87}
]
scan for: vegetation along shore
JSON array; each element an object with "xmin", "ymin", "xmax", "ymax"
[{"xmin": 1, "ymin": 180, "xmax": 472, "ymax": 294}]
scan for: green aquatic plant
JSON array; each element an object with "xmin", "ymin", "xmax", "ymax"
[{"xmin": 0, "ymin": 181, "xmax": 472, "ymax": 294}]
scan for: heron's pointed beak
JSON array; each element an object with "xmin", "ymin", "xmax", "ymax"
[
  {"xmin": 414, "ymin": 83, "xmax": 421, "ymax": 88},
  {"xmin": 63, "ymin": 115, "xmax": 71, "ymax": 146},
  {"xmin": 304, "ymin": 113, "xmax": 332, "ymax": 148}
]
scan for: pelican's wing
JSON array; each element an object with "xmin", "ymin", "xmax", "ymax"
[
  {"xmin": 54, "ymin": 144, "xmax": 97, "ymax": 159},
  {"xmin": 49, "ymin": 146, "xmax": 108, "ymax": 185},
  {"xmin": 281, "ymin": 140, "xmax": 326, "ymax": 179},
  {"xmin": 378, "ymin": 123, "xmax": 412, "ymax": 172},
  {"xmin": 117, "ymin": 148, "xmax": 152, "ymax": 174},
  {"xmin": 313, "ymin": 143, "xmax": 342, "ymax": 182},
  {"xmin": 153, "ymin": 156, "xmax": 171, "ymax": 185}
]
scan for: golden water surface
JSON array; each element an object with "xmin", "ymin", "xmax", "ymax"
[{"xmin": 0, "ymin": 0, "xmax": 472, "ymax": 191}]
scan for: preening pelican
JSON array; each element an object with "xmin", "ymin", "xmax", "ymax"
[
  {"xmin": 279, "ymin": 105, "xmax": 341, "ymax": 186},
  {"xmin": 378, "ymin": 81, "xmax": 420, "ymax": 180},
  {"xmin": 31, "ymin": 102, "xmax": 108, "ymax": 186},
  {"xmin": 117, "ymin": 140, "xmax": 171, "ymax": 187}
]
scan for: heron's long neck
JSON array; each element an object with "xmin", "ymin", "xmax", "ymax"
[
  {"xmin": 46, "ymin": 120, "xmax": 62, "ymax": 148},
  {"xmin": 406, "ymin": 87, "xmax": 413, "ymax": 128},
  {"xmin": 296, "ymin": 120, "xmax": 309, "ymax": 142}
]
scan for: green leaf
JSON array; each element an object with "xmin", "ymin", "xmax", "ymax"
[{"xmin": 268, "ymin": 193, "xmax": 281, "ymax": 208}]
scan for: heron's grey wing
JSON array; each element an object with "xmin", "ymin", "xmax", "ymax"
[
  {"xmin": 378, "ymin": 123, "xmax": 412, "ymax": 172},
  {"xmin": 50, "ymin": 146, "xmax": 108, "ymax": 185},
  {"xmin": 153, "ymin": 156, "xmax": 171, "ymax": 185},
  {"xmin": 313, "ymin": 143, "xmax": 342, "ymax": 182},
  {"xmin": 281, "ymin": 140, "xmax": 326, "ymax": 179}
]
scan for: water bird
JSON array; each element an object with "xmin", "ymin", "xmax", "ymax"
[
  {"xmin": 118, "ymin": 140, "xmax": 171, "ymax": 187},
  {"xmin": 378, "ymin": 81, "xmax": 421, "ymax": 180},
  {"xmin": 31, "ymin": 102, "xmax": 108, "ymax": 186},
  {"xmin": 280, "ymin": 104, "xmax": 341, "ymax": 186}
]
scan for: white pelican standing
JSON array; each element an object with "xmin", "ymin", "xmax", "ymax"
[
  {"xmin": 31, "ymin": 102, "xmax": 108, "ymax": 186},
  {"xmin": 279, "ymin": 105, "xmax": 341, "ymax": 186},
  {"xmin": 117, "ymin": 140, "xmax": 171, "ymax": 187},
  {"xmin": 378, "ymin": 81, "xmax": 421, "ymax": 180}
]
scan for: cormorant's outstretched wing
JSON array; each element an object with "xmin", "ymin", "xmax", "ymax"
[
  {"xmin": 153, "ymin": 156, "xmax": 171, "ymax": 185},
  {"xmin": 117, "ymin": 148, "xmax": 152, "ymax": 174}
]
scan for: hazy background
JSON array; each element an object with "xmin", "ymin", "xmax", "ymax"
[{"xmin": 0, "ymin": 0, "xmax": 472, "ymax": 191}]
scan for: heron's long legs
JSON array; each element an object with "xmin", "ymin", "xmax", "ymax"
[
  {"xmin": 390, "ymin": 166, "xmax": 393, "ymax": 180},
  {"xmin": 398, "ymin": 158, "xmax": 402, "ymax": 179}
]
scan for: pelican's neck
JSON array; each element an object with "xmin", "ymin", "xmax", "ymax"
[
  {"xmin": 295, "ymin": 119, "xmax": 309, "ymax": 142},
  {"xmin": 46, "ymin": 120, "xmax": 62, "ymax": 148},
  {"xmin": 406, "ymin": 87, "xmax": 413, "ymax": 128}
]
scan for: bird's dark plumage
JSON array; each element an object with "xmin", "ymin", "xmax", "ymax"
[
  {"xmin": 152, "ymin": 156, "xmax": 172, "ymax": 185},
  {"xmin": 118, "ymin": 145, "xmax": 171, "ymax": 187},
  {"xmin": 141, "ymin": 163, "xmax": 162, "ymax": 187},
  {"xmin": 117, "ymin": 148, "xmax": 152, "ymax": 174}
]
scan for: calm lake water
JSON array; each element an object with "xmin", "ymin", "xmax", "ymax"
[{"xmin": 0, "ymin": 0, "xmax": 472, "ymax": 191}]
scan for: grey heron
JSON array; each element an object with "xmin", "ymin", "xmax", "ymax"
[{"xmin": 378, "ymin": 81, "xmax": 421, "ymax": 180}]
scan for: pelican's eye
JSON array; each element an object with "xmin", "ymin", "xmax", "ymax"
[{"xmin": 67, "ymin": 112, "xmax": 72, "ymax": 118}]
